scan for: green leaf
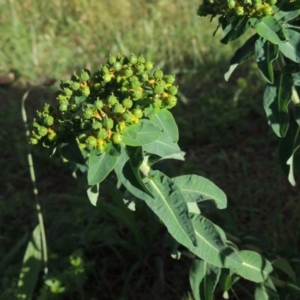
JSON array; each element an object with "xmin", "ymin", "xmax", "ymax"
[
  {"xmin": 279, "ymin": 28, "xmax": 300, "ymax": 63},
  {"xmin": 272, "ymin": 258, "xmax": 296, "ymax": 282},
  {"xmin": 224, "ymin": 34, "xmax": 257, "ymax": 81},
  {"xmin": 219, "ymin": 269, "xmax": 240, "ymax": 292},
  {"xmin": 286, "ymin": 279, "xmax": 300, "ymax": 297},
  {"xmin": 172, "ymin": 175, "xmax": 227, "ymax": 209},
  {"xmin": 255, "ymin": 37, "xmax": 278, "ymax": 84},
  {"xmin": 189, "ymin": 259, "xmax": 221, "ymax": 300},
  {"xmin": 144, "ymin": 170, "xmax": 197, "ymax": 247},
  {"xmin": 274, "ymin": 10, "xmax": 300, "ymax": 23},
  {"xmin": 279, "ymin": 109, "xmax": 300, "ymax": 184},
  {"xmin": 17, "ymin": 225, "xmax": 42, "ymax": 300},
  {"xmin": 126, "ymin": 146, "xmax": 152, "ymax": 196},
  {"xmin": 122, "ymin": 120, "xmax": 162, "ymax": 146},
  {"xmin": 263, "ymin": 72, "xmax": 292, "ymax": 137},
  {"xmin": 143, "ymin": 131, "xmax": 181, "ymax": 157},
  {"xmin": 254, "ymin": 277, "xmax": 279, "ymax": 300},
  {"xmin": 88, "ymin": 149, "xmax": 119, "ymax": 185},
  {"xmin": 252, "ymin": 16, "xmax": 285, "ymax": 45},
  {"xmin": 221, "ymin": 18, "xmax": 250, "ymax": 44},
  {"xmin": 87, "ymin": 184, "xmax": 99, "ymax": 206},
  {"xmin": 188, "ymin": 215, "xmax": 242, "ymax": 268},
  {"xmin": 234, "ymin": 250, "xmax": 273, "ymax": 283},
  {"xmin": 149, "ymin": 109, "xmax": 179, "ymax": 142},
  {"xmin": 60, "ymin": 134, "xmax": 85, "ymax": 164},
  {"xmin": 114, "ymin": 147, "xmax": 153, "ymax": 202}
]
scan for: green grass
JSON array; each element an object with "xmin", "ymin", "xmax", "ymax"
[{"xmin": 1, "ymin": 0, "xmax": 300, "ymax": 299}]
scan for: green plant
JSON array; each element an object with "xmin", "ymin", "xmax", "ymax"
[{"xmin": 16, "ymin": 50, "xmax": 299, "ymax": 300}]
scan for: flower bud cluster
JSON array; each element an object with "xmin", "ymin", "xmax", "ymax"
[
  {"xmin": 30, "ymin": 54, "xmax": 178, "ymax": 153},
  {"xmin": 198, "ymin": 0, "xmax": 277, "ymax": 18}
]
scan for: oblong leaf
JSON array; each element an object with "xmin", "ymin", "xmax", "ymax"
[
  {"xmin": 263, "ymin": 72, "xmax": 292, "ymax": 137},
  {"xmin": 88, "ymin": 149, "xmax": 119, "ymax": 185},
  {"xmin": 17, "ymin": 225, "xmax": 42, "ymax": 300},
  {"xmin": 235, "ymin": 250, "xmax": 273, "ymax": 283},
  {"xmin": 272, "ymin": 258, "xmax": 296, "ymax": 282},
  {"xmin": 172, "ymin": 175, "xmax": 227, "ymax": 209},
  {"xmin": 224, "ymin": 34, "xmax": 257, "ymax": 81},
  {"xmin": 279, "ymin": 28, "xmax": 300, "ymax": 62},
  {"xmin": 189, "ymin": 259, "xmax": 221, "ymax": 300},
  {"xmin": 60, "ymin": 134, "xmax": 85, "ymax": 164},
  {"xmin": 149, "ymin": 109, "xmax": 179, "ymax": 142},
  {"xmin": 122, "ymin": 120, "xmax": 162, "ymax": 146},
  {"xmin": 144, "ymin": 170, "xmax": 197, "ymax": 247},
  {"xmin": 188, "ymin": 215, "xmax": 242, "ymax": 268},
  {"xmin": 253, "ymin": 16, "xmax": 285, "ymax": 45},
  {"xmin": 87, "ymin": 184, "xmax": 99, "ymax": 206},
  {"xmin": 254, "ymin": 277, "xmax": 279, "ymax": 300},
  {"xmin": 221, "ymin": 18, "xmax": 250, "ymax": 44},
  {"xmin": 114, "ymin": 147, "xmax": 154, "ymax": 202},
  {"xmin": 255, "ymin": 37, "xmax": 278, "ymax": 83}
]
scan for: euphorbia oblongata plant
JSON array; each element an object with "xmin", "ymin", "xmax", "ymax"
[{"xmin": 27, "ymin": 46, "xmax": 299, "ymax": 298}]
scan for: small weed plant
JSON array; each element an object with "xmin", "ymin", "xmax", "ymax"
[{"xmin": 9, "ymin": 0, "xmax": 300, "ymax": 299}]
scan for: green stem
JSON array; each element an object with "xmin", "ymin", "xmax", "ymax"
[{"xmin": 21, "ymin": 86, "xmax": 48, "ymax": 275}]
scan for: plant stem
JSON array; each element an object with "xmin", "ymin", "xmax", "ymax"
[{"xmin": 21, "ymin": 86, "xmax": 48, "ymax": 274}]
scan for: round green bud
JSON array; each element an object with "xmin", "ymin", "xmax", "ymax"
[
  {"xmin": 267, "ymin": 0, "xmax": 277, "ymax": 4},
  {"xmin": 103, "ymin": 73, "xmax": 112, "ymax": 82},
  {"xmin": 145, "ymin": 61, "xmax": 154, "ymax": 71},
  {"xmin": 93, "ymin": 83, "xmax": 101, "ymax": 91},
  {"xmin": 60, "ymin": 79, "xmax": 72, "ymax": 89},
  {"xmin": 80, "ymin": 70, "xmax": 90, "ymax": 81},
  {"xmin": 123, "ymin": 111, "xmax": 133, "ymax": 123},
  {"xmin": 81, "ymin": 86, "xmax": 90, "ymax": 96},
  {"xmin": 30, "ymin": 138, "xmax": 38, "ymax": 145},
  {"xmin": 132, "ymin": 89, "xmax": 143, "ymax": 100},
  {"xmin": 86, "ymin": 136, "xmax": 97, "ymax": 148},
  {"xmin": 71, "ymin": 73, "xmax": 80, "ymax": 81},
  {"xmin": 97, "ymin": 129, "xmax": 108, "ymax": 139},
  {"xmin": 131, "ymin": 80, "xmax": 141, "ymax": 90},
  {"xmin": 136, "ymin": 64, "xmax": 145, "ymax": 73},
  {"xmin": 64, "ymin": 88, "xmax": 73, "ymax": 97},
  {"xmin": 92, "ymin": 121, "xmax": 103, "ymax": 130},
  {"xmin": 153, "ymin": 99, "xmax": 162, "ymax": 108},
  {"xmin": 71, "ymin": 81, "xmax": 80, "ymax": 90},
  {"xmin": 123, "ymin": 98, "xmax": 133, "ymax": 109},
  {"xmin": 101, "ymin": 65, "xmax": 110, "ymax": 74},
  {"xmin": 137, "ymin": 55, "xmax": 146, "ymax": 64},
  {"xmin": 154, "ymin": 69, "xmax": 164, "ymax": 80},
  {"xmin": 234, "ymin": 6, "xmax": 244, "ymax": 15},
  {"xmin": 83, "ymin": 108, "xmax": 94, "ymax": 119},
  {"xmin": 113, "ymin": 103, "xmax": 124, "ymax": 114},
  {"xmin": 33, "ymin": 121, "xmax": 40, "ymax": 128},
  {"xmin": 48, "ymin": 131, "xmax": 57, "ymax": 141},
  {"xmin": 70, "ymin": 104, "xmax": 79, "ymax": 113},
  {"xmin": 227, "ymin": 0, "xmax": 236, "ymax": 8},
  {"xmin": 108, "ymin": 55, "xmax": 117, "ymax": 65},
  {"xmin": 166, "ymin": 95, "xmax": 177, "ymax": 108},
  {"xmin": 59, "ymin": 103, "xmax": 68, "ymax": 112},
  {"xmin": 154, "ymin": 85, "xmax": 164, "ymax": 95},
  {"xmin": 57, "ymin": 93, "xmax": 68, "ymax": 102},
  {"xmin": 43, "ymin": 116, "xmax": 54, "ymax": 127},
  {"xmin": 124, "ymin": 67, "xmax": 133, "ymax": 78},
  {"xmin": 164, "ymin": 75, "xmax": 175, "ymax": 84},
  {"xmin": 112, "ymin": 132, "xmax": 123, "ymax": 144},
  {"xmin": 262, "ymin": 5, "xmax": 273, "ymax": 15},
  {"xmin": 103, "ymin": 117, "xmax": 114, "ymax": 129},
  {"xmin": 38, "ymin": 126, "xmax": 48, "ymax": 137},
  {"xmin": 113, "ymin": 62, "xmax": 122, "ymax": 72},
  {"xmin": 95, "ymin": 99, "xmax": 104, "ymax": 110},
  {"xmin": 140, "ymin": 72, "xmax": 149, "ymax": 82},
  {"xmin": 133, "ymin": 108, "xmax": 143, "ymax": 119},
  {"xmin": 107, "ymin": 95, "xmax": 118, "ymax": 106},
  {"xmin": 116, "ymin": 122, "xmax": 126, "ymax": 133},
  {"xmin": 167, "ymin": 85, "xmax": 178, "ymax": 96},
  {"xmin": 243, "ymin": 0, "xmax": 252, "ymax": 4},
  {"xmin": 129, "ymin": 54, "xmax": 138, "ymax": 65}
]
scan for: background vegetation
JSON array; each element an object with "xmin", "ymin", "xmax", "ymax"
[{"xmin": 1, "ymin": 0, "xmax": 300, "ymax": 299}]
